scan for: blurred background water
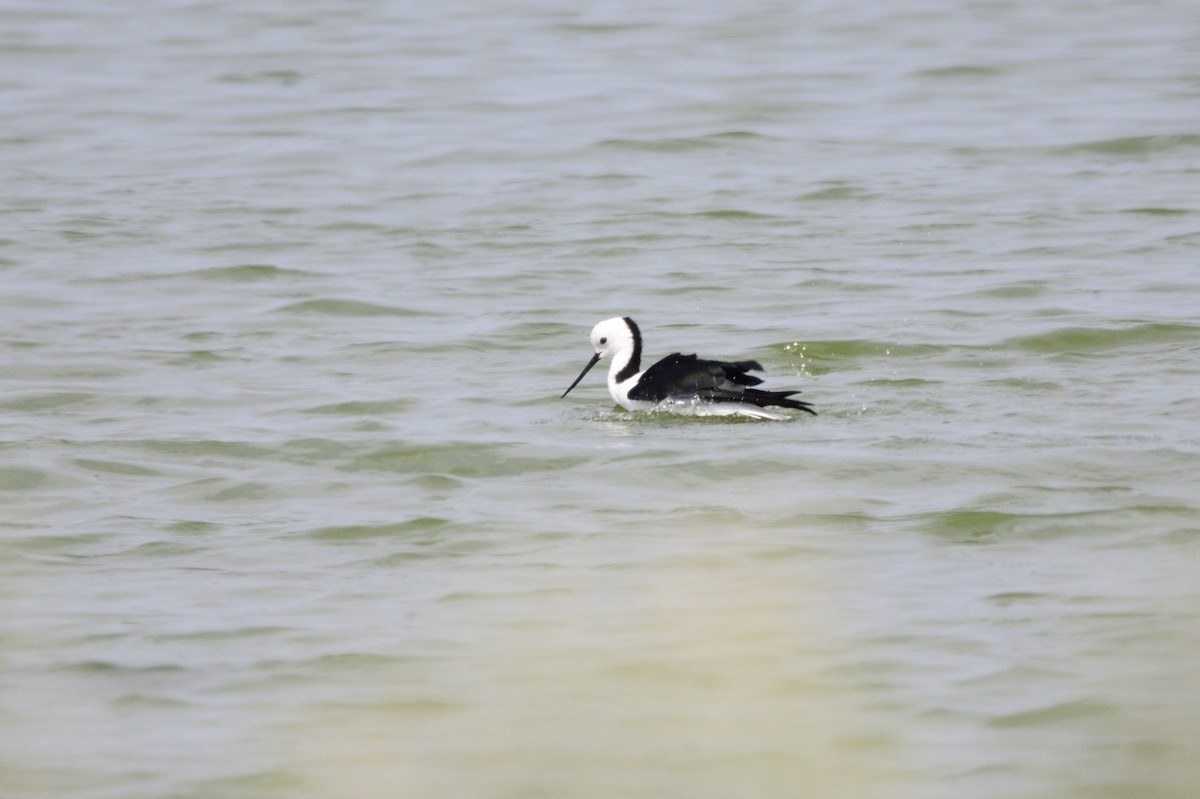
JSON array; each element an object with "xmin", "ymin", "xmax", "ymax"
[{"xmin": 3, "ymin": 1, "xmax": 1200, "ymax": 797}]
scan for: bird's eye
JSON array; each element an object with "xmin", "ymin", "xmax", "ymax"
[{"xmin": 599, "ymin": 337, "xmax": 608, "ymax": 344}]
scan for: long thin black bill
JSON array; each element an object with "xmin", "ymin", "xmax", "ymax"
[{"xmin": 561, "ymin": 352, "xmax": 602, "ymax": 398}]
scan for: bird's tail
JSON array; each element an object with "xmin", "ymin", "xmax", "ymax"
[{"xmin": 743, "ymin": 389, "xmax": 817, "ymax": 415}]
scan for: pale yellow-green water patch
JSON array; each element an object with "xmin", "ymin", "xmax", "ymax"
[{"xmin": 283, "ymin": 548, "xmax": 915, "ymax": 799}]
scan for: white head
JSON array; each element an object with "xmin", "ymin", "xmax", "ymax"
[
  {"xmin": 589, "ymin": 317, "xmax": 639, "ymax": 360},
  {"xmin": 561, "ymin": 317, "xmax": 642, "ymax": 398}
]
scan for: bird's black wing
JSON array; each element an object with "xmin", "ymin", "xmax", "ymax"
[
  {"xmin": 627, "ymin": 353, "xmax": 763, "ymax": 401},
  {"xmin": 629, "ymin": 352, "xmax": 816, "ymax": 415}
]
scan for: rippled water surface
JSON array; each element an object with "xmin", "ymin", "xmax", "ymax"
[{"xmin": 4, "ymin": 2, "xmax": 1200, "ymax": 797}]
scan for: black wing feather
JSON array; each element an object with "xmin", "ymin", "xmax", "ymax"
[{"xmin": 628, "ymin": 353, "xmax": 816, "ymax": 415}]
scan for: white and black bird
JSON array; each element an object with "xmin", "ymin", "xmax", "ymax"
[{"xmin": 561, "ymin": 317, "xmax": 816, "ymax": 420}]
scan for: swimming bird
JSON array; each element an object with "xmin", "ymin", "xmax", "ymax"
[{"xmin": 561, "ymin": 317, "xmax": 816, "ymax": 420}]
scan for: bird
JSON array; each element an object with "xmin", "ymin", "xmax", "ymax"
[{"xmin": 561, "ymin": 317, "xmax": 816, "ymax": 420}]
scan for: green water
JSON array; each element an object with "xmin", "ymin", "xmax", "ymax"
[{"xmin": 3, "ymin": 1, "xmax": 1200, "ymax": 798}]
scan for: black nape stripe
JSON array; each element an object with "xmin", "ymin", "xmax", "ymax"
[{"xmin": 615, "ymin": 316, "xmax": 642, "ymax": 383}]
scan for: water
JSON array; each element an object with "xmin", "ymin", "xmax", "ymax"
[{"xmin": 3, "ymin": 1, "xmax": 1200, "ymax": 797}]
